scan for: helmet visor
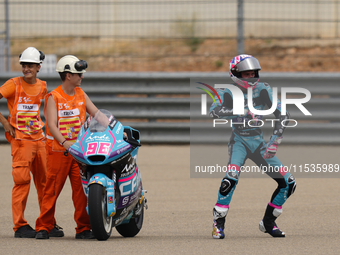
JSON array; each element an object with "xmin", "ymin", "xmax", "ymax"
[{"xmin": 236, "ymin": 57, "xmax": 261, "ymax": 72}]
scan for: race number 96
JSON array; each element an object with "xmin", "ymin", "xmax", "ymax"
[{"xmin": 86, "ymin": 142, "xmax": 111, "ymax": 156}]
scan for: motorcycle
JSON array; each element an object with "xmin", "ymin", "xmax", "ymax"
[{"xmin": 68, "ymin": 109, "xmax": 147, "ymax": 241}]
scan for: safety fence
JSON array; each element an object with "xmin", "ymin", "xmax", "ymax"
[
  {"xmin": 2, "ymin": 0, "xmax": 340, "ymax": 72},
  {"xmin": 0, "ymin": 72, "xmax": 339, "ymax": 144}
]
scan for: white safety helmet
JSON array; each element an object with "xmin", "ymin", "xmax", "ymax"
[
  {"xmin": 56, "ymin": 55, "xmax": 87, "ymax": 73},
  {"xmin": 19, "ymin": 47, "xmax": 45, "ymax": 64},
  {"xmin": 229, "ymin": 54, "xmax": 261, "ymax": 89}
]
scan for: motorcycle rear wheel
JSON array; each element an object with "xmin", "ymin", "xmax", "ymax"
[
  {"xmin": 116, "ymin": 205, "xmax": 144, "ymax": 237},
  {"xmin": 88, "ymin": 184, "xmax": 113, "ymax": 240}
]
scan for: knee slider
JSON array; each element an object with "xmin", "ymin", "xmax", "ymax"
[
  {"xmin": 219, "ymin": 170, "xmax": 239, "ymax": 196},
  {"xmin": 286, "ymin": 175, "xmax": 296, "ymax": 197}
]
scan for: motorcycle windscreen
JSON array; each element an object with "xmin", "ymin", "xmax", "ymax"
[{"xmin": 89, "ymin": 109, "xmax": 113, "ymax": 132}]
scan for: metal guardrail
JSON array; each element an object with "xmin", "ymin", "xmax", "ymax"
[{"xmin": 0, "ymin": 72, "xmax": 339, "ymax": 144}]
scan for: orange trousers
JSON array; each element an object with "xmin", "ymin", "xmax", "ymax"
[
  {"xmin": 35, "ymin": 145, "xmax": 90, "ymax": 234},
  {"xmin": 10, "ymin": 138, "xmax": 47, "ymax": 232}
]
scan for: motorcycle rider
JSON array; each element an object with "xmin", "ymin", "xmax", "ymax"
[
  {"xmin": 0, "ymin": 47, "xmax": 62, "ymax": 238},
  {"xmin": 35, "ymin": 55, "xmax": 109, "ymax": 239},
  {"xmin": 210, "ymin": 54, "xmax": 296, "ymax": 239}
]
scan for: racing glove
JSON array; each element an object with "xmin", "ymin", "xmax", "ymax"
[{"xmin": 261, "ymin": 135, "xmax": 283, "ymax": 159}]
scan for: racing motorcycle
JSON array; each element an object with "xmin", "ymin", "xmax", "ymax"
[{"xmin": 68, "ymin": 109, "xmax": 147, "ymax": 241}]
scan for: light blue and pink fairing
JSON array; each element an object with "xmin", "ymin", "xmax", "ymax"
[
  {"xmin": 69, "ymin": 119, "xmax": 138, "ymax": 166},
  {"xmin": 68, "ymin": 112, "xmax": 142, "ymax": 219}
]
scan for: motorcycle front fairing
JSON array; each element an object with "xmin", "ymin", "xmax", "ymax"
[
  {"xmin": 69, "ymin": 114, "xmax": 142, "ymax": 219},
  {"xmin": 69, "ymin": 118, "xmax": 133, "ymax": 166}
]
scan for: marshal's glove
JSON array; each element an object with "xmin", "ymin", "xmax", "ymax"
[{"xmin": 261, "ymin": 135, "xmax": 283, "ymax": 159}]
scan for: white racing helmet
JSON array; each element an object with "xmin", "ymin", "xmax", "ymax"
[
  {"xmin": 229, "ymin": 54, "xmax": 261, "ymax": 89},
  {"xmin": 19, "ymin": 47, "xmax": 45, "ymax": 64},
  {"xmin": 56, "ymin": 55, "xmax": 87, "ymax": 73}
]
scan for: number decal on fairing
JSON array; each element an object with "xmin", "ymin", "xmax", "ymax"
[
  {"xmin": 86, "ymin": 143, "xmax": 98, "ymax": 155},
  {"xmin": 98, "ymin": 143, "xmax": 111, "ymax": 154},
  {"xmin": 86, "ymin": 142, "xmax": 111, "ymax": 156}
]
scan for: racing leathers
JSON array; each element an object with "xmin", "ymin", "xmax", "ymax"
[{"xmin": 210, "ymin": 82, "xmax": 296, "ymax": 237}]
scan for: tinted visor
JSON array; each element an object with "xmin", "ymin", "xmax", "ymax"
[{"xmin": 236, "ymin": 57, "xmax": 261, "ymax": 72}]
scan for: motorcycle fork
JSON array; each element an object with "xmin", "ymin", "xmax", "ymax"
[{"xmin": 106, "ymin": 170, "xmax": 117, "ymax": 217}]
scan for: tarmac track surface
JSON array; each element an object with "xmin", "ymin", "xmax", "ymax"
[{"xmin": 0, "ymin": 144, "xmax": 339, "ymax": 255}]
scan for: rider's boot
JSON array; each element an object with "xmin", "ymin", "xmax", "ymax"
[
  {"xmin": 259, "ymin": 203, "xmax": 285, "ymax": 238},
  {"xmin": 212, "ymin": 205, "xmax": 228, "ymax": 239}
]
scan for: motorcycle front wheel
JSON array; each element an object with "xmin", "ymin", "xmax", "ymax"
[
  {"xmin": 116, "ymin": 203, "xmax": 144, "ymax": 237},
  {"xmin": 88, "ymin": 183, "xmax": 113, "ymax": 240}
]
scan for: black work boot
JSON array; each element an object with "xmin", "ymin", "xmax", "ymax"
[
  {"xmin": 259, "ymin": 204, "xmax": 285, "ymax": 238},
  {"xmin": 35, "ymin": 230, "xmax": 49, "ymax": 239},
  {"xmin": 75, "ymin": 230, "xmax": 95, "ymax": 239},
  {"xmin": 14, "ymin": 225, "xmax": 36, "ymax": 238},
  {"xmin": 49, "ymin": 224, "xmax": 64, "ymax": 237}
]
